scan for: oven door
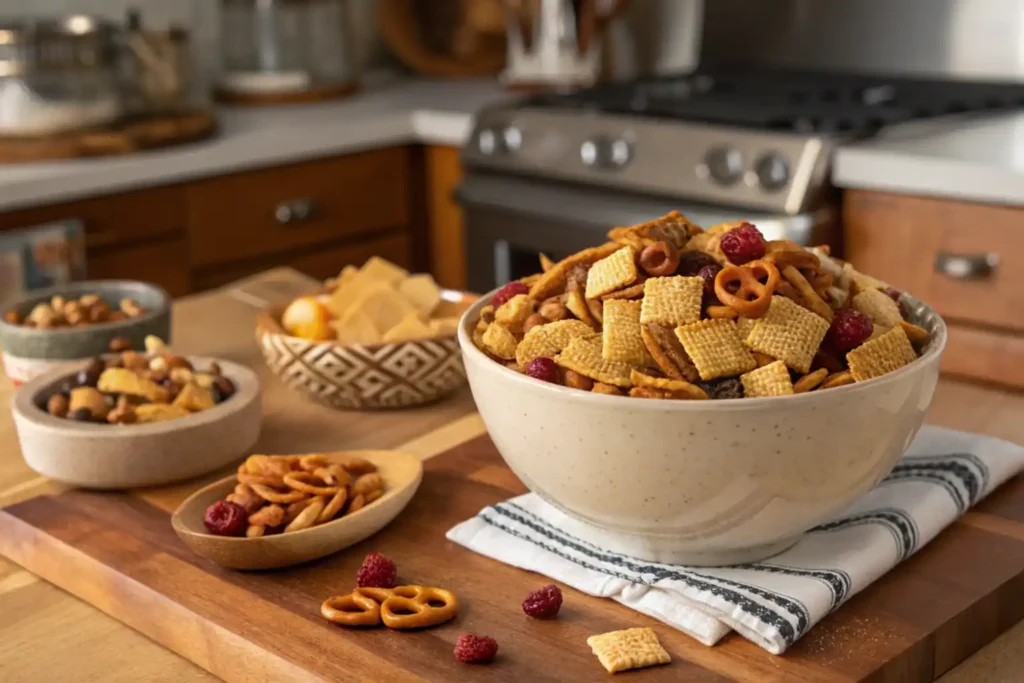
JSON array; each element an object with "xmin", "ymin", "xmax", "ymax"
[{"xmin": 456, "ymin": 173, "xmax": 837, "ymax": 294}]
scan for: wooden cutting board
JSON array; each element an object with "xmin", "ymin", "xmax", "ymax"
[{"xmin": 1, "ymin": 433, "xmax": 1023, "ymax": 682}]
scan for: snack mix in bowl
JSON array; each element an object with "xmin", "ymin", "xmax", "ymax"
[
  {"xmin": 470, "ymin": 212, "xmax": 932, "ymax": 398},
  {"xmin": 6, "ymin": 292, "xmax": 146, "ymax": 328}
]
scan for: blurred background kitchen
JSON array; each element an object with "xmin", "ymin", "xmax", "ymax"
[{"xmin": 0, "ymin": 0, "xmax": 1021, "ymax": 389}]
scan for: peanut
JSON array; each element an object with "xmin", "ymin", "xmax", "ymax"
[
  {"xmin": 563, "ymin": 370, "xmax": 594, "ymax": 391},
  {"xmin": 591, "ymin": 382, "xmax": 623, "ymax": 396},
  {"xmin": 522, "ymin": 313, "xmax": 547, "ymax": 335},
  {"xmin": 108, "ymin": 336, "xmax": 132, "ymax": 352},
  {"xmin": 144, "ymin": 335, "xmax": 169, "ymax": 355},
  {"xmin": 538, "ymin": 300, "xmax": 569, "ymax": 321},
  {"xmin": 47, "ymin": 393, "xmax": 69, "ymax": 418},
  {"xmin": 120, "ymin": 298, "xmax": 144, "ymax": 317}
]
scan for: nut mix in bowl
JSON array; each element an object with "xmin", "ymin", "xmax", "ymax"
[
  {"xmin": 257, "ymin": 257, "xmax": 473, "ymax": 410},
  {"xmin": 459, "ymin": 212, "xmax": 946, "ymax": 565}
]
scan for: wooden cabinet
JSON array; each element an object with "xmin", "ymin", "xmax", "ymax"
[{"xmin": 425, "ymin": 146, "xmax": 467, "ymax": 291}]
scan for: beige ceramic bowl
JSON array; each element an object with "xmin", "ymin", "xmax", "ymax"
[
  {"xmin": 172, "ymin": 450, "xmax": 423, "ymax": 570},
  {"xmin": 256, "ymin": 291, "xmax": 474, "ymax": 410},
  {"xmin": 458, "ymin": 292, "xmax": 947, "ymax": 565},
  {"xmin": 12, "ymin": 357, "xmax": 261, "ymax": 489}
]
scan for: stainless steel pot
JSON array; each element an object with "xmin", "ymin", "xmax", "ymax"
[{"xmin": 0, "ymin": 15, "xmax": 123, "ymax": 136}]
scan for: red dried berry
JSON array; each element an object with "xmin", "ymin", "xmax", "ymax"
[
  {"xmin": 454, "ymin": 633, "xmax": 498, "ymax": 664},
  {"xmin": 677, "ymin": 251, "xmax": 718, "ymax": 276},
  {"xmin": 827, "ymin": 308, "xmax": 873, "ymax": 352},
  {"xmin": 696, "ymin": 264, "xmax": 722, "ymax": 299},
  {"xmin": 526, "ymin": 357, "xmax": 559, "ymax": 384},
  {"xmin": 883, "ymin": 287, "xmax": 908, "ymax": 319},
  {"xmin": 356, "ymin": 552, "xmax": 398, "ymax": 588},
  {"xmin": 522, "ymin": 584, "xmax": 563, "ymax": 619},
  {"xmin": 203, "ymin": 500, "xmax": 247, "ymax": 536},
  {"xmin": 811, "ymin": 345, "xmax": 845, "ymax": 374},
  {"xmin": 490, "ymin": 281, "xmax": 530, "ymax": 307},
  {"xmin": 720, "ymin": 223, "xmax": 766, "ymax": 265}
]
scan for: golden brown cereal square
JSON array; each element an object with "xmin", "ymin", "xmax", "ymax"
[
  {"xmin": 494, "ymin": 294, "xmax": 536, "ymax": 333},
  {"xmin": 852, "ymin": 288, "xmax": 904, "ymax": 328},
  {"xmin": 585, "ymin": 247, "xmax": 638, "ymax": 299},
  {"xmin": 98, "ymin": 367, "xmax": 169, "ymax": 403},
  {"xmin": 675, "ymin": 319, "xmax": 756, "ymax": 380},
  {"xmin": 847, "ymin": 327, "xmax": 918, "ymax": 382},
  {"xmin": 602, "ymin": 300, "xmax": 650, "ymax": 365},
  {"xmin": 515, "ymin": 319, "xmax": 594, "ymax": 367},
  {"xmin": 640, "ymin": 276, "xmax": 703, "ymax": 327},
  {"xmin": 586, "ymin": 627, "xmax": 671, "ymax": 674},
  {"xmin": 481, "ymin": 322, "xmax": 519, "ymax": 360},
  {"xmin": 746, "ymin": 296, "xmax": 830, "ymax": 374},
  {"xmin": 629, "ymin": 369, "xmax": 708, "ymax": 399},
  {"xmin": 741, "ymin": 360, "xmax": 794, "ymax": 398},
  {"xmin": 554, "ymin": 335, "xmax": 632, "ymax": 388},
  {"xmin": 735, "ymin": 316, "xmax": 756, "ymax": 341}
]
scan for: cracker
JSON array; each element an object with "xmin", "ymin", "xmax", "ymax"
[
  {"xmin": 586, "ymin": 627, "xmax": 671, "ymax": 674},
  {"xmin": 398, "ymin": 274, "xmax": 442, "ymax": 316},
  {"xmin": 847, "ymin": 326, "xmax": 917, "ymax": 382},
  {"xmin": 640, "ymin": 276, "xmax": 702, "ymax": 327},
  {"xmin": 641, "ymin": 323, "xmax": 700, "ymax": 382},
  {"xmin": 494, "ymin": 294, "xmax": 536, "ymax": 334},
  {"xmin": 602, "ymin": 300, "xmax": 650, "ymax": 365},
  {"xmin": 135, "ymin": 403, "xmax": 191, "ymax": 423},
  {"xmin": 852, "ymin": 288, "xmax": 904, "ymax": 328},
  {"xmin": 481, "ymin": 322, "xmax": 519, "ymax": 360},
  {"xmin": 382, "ymin": 313, "xmax": 435, "ymax": 342},
  {"xmin": 554, "ymin": 335, "xmax": 632, "ymax": 388},
  {"xmin": 172, "ymin": 382, "xmax": 216, "ymax": 411},
  {"xmin": 529, "ymin": 242, "xmax": 622, "ymax": 300},
  {"xmin": 629, "ymin": 369, "xmax": 708, "ymax": 399},
  {"xmin": 675, "ymin": 319, "xmax": 756, "ymax": 380},
  {"xmin": 515, "ymin": 319, "xmax": 594, "ymax": 367},
  {"xmin": 332, "ymin": 309, "xmax": 381, "ymax": 345},
  {"xmin": 360, "ymin": 255, "xmax": 409, "ymax": 287},
  {"xmin": 566, "ymin": 288, "xmax": 598, "ymax": 329},
  {"xmin": 607, "ymin": 210, "xmax": 700, "ymax": 250},
  {"xmin": 741, "ymin": 360, "xmax": 795, "ymax": 398},
  {"xmin": 585, "ymin": 247, "xmax": 638, "ymax": 299},
  {"xmin": 793, "ymin": 368, "xmax": 829, "ymax": 393},
  {"xmin": 428, "ymin": 317, "xmax": 461, "ymax": 337},
  {"xmin": 346, "ymin": 284, "xmax": 419, "ymax": 336},
  {"xmin": 746, "ymin": 296, "xmax": 830, "ymax": 374},
  {"xmin": 98, "ymin": 368, "xmax": 169, "ymax": 403}
]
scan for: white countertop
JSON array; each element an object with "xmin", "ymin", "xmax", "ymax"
[
  {"xmin": 0, "ymin": 79, "xmax": 510, "ymax": 212},
  {"xmin": 833, "ymin": 111, "xmax": 1024, "ymax": 206}
]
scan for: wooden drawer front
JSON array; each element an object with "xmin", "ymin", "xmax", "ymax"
[
  {"xmin": 186, "ymin": 148, "xmax": 410, "ymax": 269},
  {"xmin": 942, "ymin": 322, "xmax": 1024, "ymax": 389},
  {"xmin": 0, "ymin": 186, "xmax": 185, "ymax": 249},
  {"xmin": 845, "ymin": 190, "xmax": 1024, "ymax": 332},
  {"xmin": 193, "ymin": 232, "xmax": 411, "ymax": 292},
  {"xmin": 88, "ymin": 239, "xmax": 192, "ymax": 298}
]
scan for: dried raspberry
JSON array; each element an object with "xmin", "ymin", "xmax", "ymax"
[
  {"xmin": 883, "ymin": 287, "xmax": 908, "ymax": 319},
  {"xmin": 356, "ymin": 552, "xmax": 397, "ymax": 588},
  {"xmin": 696, "ymin": 264, "xmax": 722, "ymax": 299},
  {"xmin": 490, "ymin": 281, "xmax": 530, "ymax": 307},
  {"xmin": 522, "ymin": 584, "xmax": 563, "ymax": 619},
  {"xmin": 677, "ymin": 251, "xmax": 718, "ymax": 276},
  {"xmin": 720, "ymin": 223, "xmax": 766, "ymax": 265},
  {"xmin": 454, "ymin": 633, "xmax": 498, "ymax": 664},
  {"xmin": 203, "ymin": 500, "xmax": 247, "ymax": 536},
  {"xmin": 526, "ymin": 357, "xmax": 560, "ymax": 384},
  {"xmin": 827, "ymin": 308, "xmax": 873, "ymax": 352},
  {"xmin": 812, "ymin": 345, "xmax": 845, "ymax": 373},
  {"xmin": 699, "ymin": 378, "xmax": 744, "ymax": 400}
]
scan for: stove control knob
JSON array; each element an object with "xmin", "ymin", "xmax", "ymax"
[
  {"xmin": 502, "ymin": 125, "xmax": 523, "ymax": 151},
  {"xmin": 754, "ymin": 153, "xmax": 790, "ymax": 191},
  {"xmin": 703, "ymin": 147, "xmax": 743, "ymax": 185},
  {"xmin": 581, "ymin": 136, "xmax": 631, "ymax": 170},
  {"xmin": 476, "ymin": 128, "xmax": 504, "ymax": 156}
]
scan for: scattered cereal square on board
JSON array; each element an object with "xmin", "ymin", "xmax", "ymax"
[
  {"xmin": 852, "ymin": 288, "xmax": 904, "ymax": 328},
  {"xmin": 746, "ymin": 296, "xmax": 830, "ymax": 374},
  {"xmin": 640, "ymin": 276, "xmax": 703, "ymax": 327},
  {"xmin": 481, "ymin": 322, "xmax": 519, "ymax": 360},
  {"xmin": 586, "ymin": 627, "xmax": 671, "ymax": 674},
  {"xmin": 585, "ymin": 247, "xmax": 638, "ymax": 299},
  {"xmin": 675, "ymin": 319, "xmax": 756, "ymax": 380},
  {"xmin": 603, "ymin": 300, "xmax": 650, "ymax": 365},
  {"xmin": 515, "ymin": 319, "xmax": 594, "ymax": 367},
  {"xmin": 555, "ymin": 335, "xmax": 633, "ymax": 388},
  {"xmin": 847, "ymin": 326, "xmax": 917, "ymax": 382},
  {"xmin": 741, "ymin": 360, "xmax": 795, "ymax": 398}
]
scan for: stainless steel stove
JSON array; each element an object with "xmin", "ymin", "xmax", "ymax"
[{"xmin": 458, "ymin": 69, "xmax": 1024, "ymax": 293}]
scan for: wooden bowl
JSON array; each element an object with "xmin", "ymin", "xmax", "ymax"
[
  {"xmin": 11, "ymin": 356, "xmax": 261, "ymax": 489},
  {"xmin": 171, "ymin": 450, "xmax": 423, "ymax": 570},
  {"xmin": 255, "ymin": 292, "xmax": 474, "ymax": 410}
]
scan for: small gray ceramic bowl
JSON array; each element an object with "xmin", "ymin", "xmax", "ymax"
[
  {"xmin": 11, "ymin": 356, "xmax": 262, "ymax": 489},
  {"xmin": 0, "ymin": 281, "xmax": 171, "ymax": 385}
]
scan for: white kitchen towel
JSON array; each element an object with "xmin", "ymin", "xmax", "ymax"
[{"xmin": 446, "ymin": 426, "xmax": 1024, "ymax": 655}]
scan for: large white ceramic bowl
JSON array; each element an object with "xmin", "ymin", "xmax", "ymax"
[{"xmin": 458, "ymin": 292, "xmax": 947, "ymax": 565}]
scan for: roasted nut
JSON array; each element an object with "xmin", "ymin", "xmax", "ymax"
[
  {"xmin": 106, "ymin": 402, "xmax": 137, "ymax": 425},
  {"xmin": 591, "ymin": 382, "xmax": 623, "ymax": 396},
  {"xmin": 170, "ymin": 367, "xmax": 194, "ymax": 385},
  {"xmin": 47, "ymin": 393, "xmax": 69, "ymax": 417},
  {"xmin": 212, "ymin": 376, "xmax": 235, "ymax": 401},
  {"xmin": 27, "ymin": 303, "xmax": 57, "ymax": 328},
  {"xmin": 149, "ymin": 356, "xmax": 169, "ymax": 373},
  {"xmin": 120, "ymin": 298, "xmax": 144, "ymax": 317},
  {"xmin": 76, "ymin": 358, "xmax": 105, "ymax": 387},
  {"xmin": 566, "ymin": 264, "xmax": 590, "ymax": 292},
  {"xmin": 108, "ymin": 311, "xmax": 127, "ymax": 322},
  {"xmin": 69, "ymin": 386, "xmax": 109, "ymax": 420},
  {"xmin": 64, "ymin": 301, "xmax": 85, "ymax": 326},
  {"xmin": 638, "ymin": 241, "xmax": 681, "ymax": 277},
  {"xmin": 120, "ymin": 351, "xmax": 149, "ymax": 371},
  {"xmin": 538, "ymin": 300, "xmax": 569, "ymax": 321},
  {"xmin": 480, "ymin": 305, "xmax": 496, "ymax": 324},
  {"xmin": 208, "ymin": 362, "xmax": 222, "ymax": 376},
  {"xmin": 563, "ymin": 369, "xmax": 594, "ymax": 391},
  {"xmin": 68, "ymin": 407, "xmax": 93, "ymax": 421},
  {"xmin": 352, "ymin": 473, "xmax": 384, "ymax": 497},
  {"xmin": 144, "ymin": 335, "xmax": 169, "ymax": 355},
  {"xmin": 3, "ymin": 310, "xmax": 20, "ymax": 324},
  {"xmin": 79, "ymin": 294, "xmax": 101, "ymax": 309},
  {"xmin": 108, "ymin": 336, "xmax": 132, "ymax": 352},
  {"xmin": 164, "ymin": 355, "xmax": 193, "ymax": 371},
  {"xmin": 88, "ymin": 301, "xmax": 111, "ymax": 323},
  {"xmin": 50, "ymin": 295, "xmax": 66, "ymax": 312},
  {"xmin": 522, "ymin": 313, "xmax": 547, "ymax": 335}
]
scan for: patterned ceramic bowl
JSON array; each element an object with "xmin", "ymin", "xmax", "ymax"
[{"xmin": 256, "ymin": 291, "xmax": 473, "ymax": 410}]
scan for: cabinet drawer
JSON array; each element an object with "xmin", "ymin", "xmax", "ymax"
[
  {"xmin": 941, "ymin": 322, "xmax": 1024, "ymax": 390},
  {"xmin": 845, "ymin": 190, "xmax": 1024, "ymax": 332},
  {"xmin": 87, "ymin": 239, "xmax": 192, "ymax": 298},
  {"xmin": 192, "ymin": 232, "xmax": 411, "ymax": 292},
  {"xmin": 0, "ymin": 186, "xmax": 185, "ymax": 248},
  {"xmin": 186, "ymin": 148, "xmax": 410, "ymax": 269}
]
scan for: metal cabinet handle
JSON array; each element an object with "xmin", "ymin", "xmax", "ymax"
[
  {"xmin": 275, "ymin": 198, "xmax": 315, "ymax": 224},
  {"xmin": 934, "ymin": 251, "xmax": 998, "ymax": 280}
]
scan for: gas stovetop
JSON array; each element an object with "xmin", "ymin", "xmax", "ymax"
[{"xmin": 462, "ymin": 70, "xmax": 1024, "ymax": 215}]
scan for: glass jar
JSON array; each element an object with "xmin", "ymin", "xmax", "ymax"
[{"xmin": 219, "ymin": 0, "xmax": 356, "ymax": 93}]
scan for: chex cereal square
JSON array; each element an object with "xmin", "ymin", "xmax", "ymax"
[
  {"xmin": 586, "ymin": 247, "xmax": 638, "ymax": 299},
  {"xmin": 515, "ymin": 319, "xmax": 594, "ymax": 367},
  {"xmin": 555, "ymin": 335, "xmax": 632, "ymax": 387},
  {"xmin": 586, "ymin": 627, "xmax": 671, "ymax": 674},
  {"xmin": 603, "ymin": 300, "xmax": 650, "ymax": 365},
  {"xmin": 847, "ymin": 326, "xmax": 918, "ymax": 382},
  {"xmin": 746, "ymin": 296, "xmax": 830, "ymax": 374},
  {"xmin": 741, "ymin": 360, "xmax": 794, "ymax": 397},
  {"xmin": 640, "ymin": 276, "xmax": 703, "ymax": 327},
  {"xmin": 675, "ymin": 319, "xmax": 756, "ymax": 380}
]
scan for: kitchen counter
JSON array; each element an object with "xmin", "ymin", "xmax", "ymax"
[
  {"xmin": 833, "ymin": 111, "xmax": 1024, "ymax": 206},
  {"xmin": 1, "ymin": 268, "xmax": 1024, "ymax": 681},
  {"xmin": 0, "ymin": 78, "xmax": 509, "ymax": 212}
]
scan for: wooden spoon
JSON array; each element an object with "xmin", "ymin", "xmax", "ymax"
[{"xmin": 171, "ymin": 450, "xmax": 423, "ymax": 570}]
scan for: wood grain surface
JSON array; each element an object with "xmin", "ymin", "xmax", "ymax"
[{"xmin": 1, "ymin": 268, "xmax": 1024, "ymax": 682}]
